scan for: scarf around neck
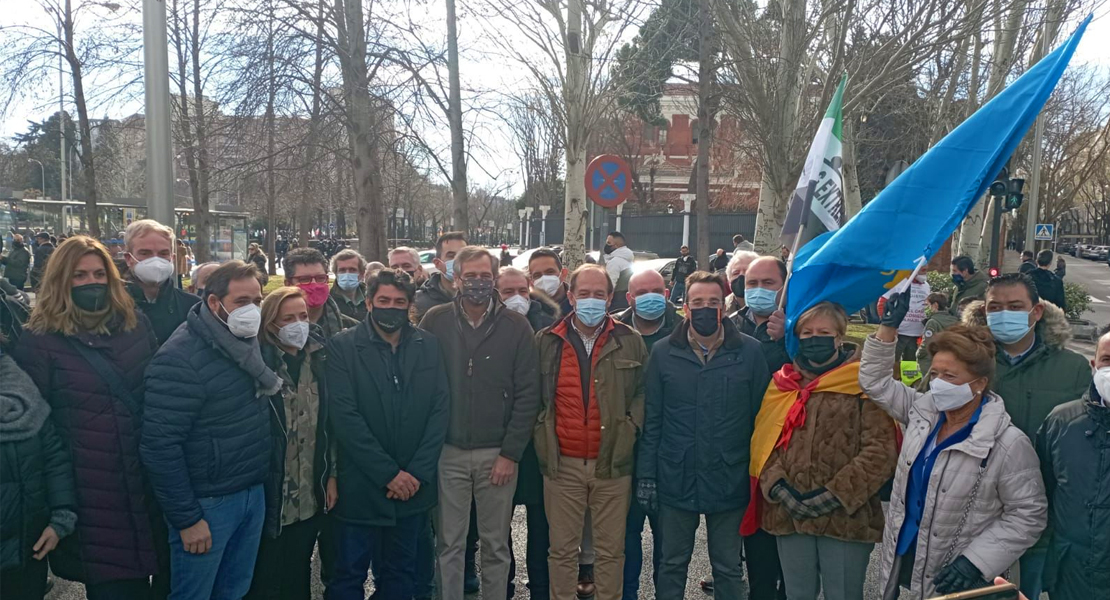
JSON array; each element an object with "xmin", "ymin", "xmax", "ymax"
[
  {"xmin": 0, "ymin": 355, "xmax": 51, "ymax": 441},
  {"xmin": 194, "ymin": 305, "xmax": 282, "ymax": 397}
]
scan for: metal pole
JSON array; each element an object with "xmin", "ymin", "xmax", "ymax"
[
  {"xmin": 28, "ymin": 159, "xmax": 45, "ymax": 198},
  {"xmin": 143, "ymin": 0, "xmax": 175, "ymax": 227},
  {"xmin": 58, "ymin": 22, "xmax": 66, "ymax": 205},
  {"xmin": 990, "ymin": 196, "xmax": 1003, "ymax": 271},
  {"xmin": 681, "ymin": 194, "xmax": 694, "ymax": 247}
]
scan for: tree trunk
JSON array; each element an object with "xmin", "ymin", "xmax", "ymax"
[
  {"xmin": 561, "ymin": 0, "xmax": 587, "ymax": 270},
  {"xmin": 298, "ymin": 0, "xmax": 325, "ymax": 251},
  {"xmin": 63, "ymin": 0, "xmax": 100, "ymax": 238},
  {"xmin": 264, "ymin": 4, "xmax": 277, "ymax": 277},
  {"xmin": 694, "ymin": 0, "xmax": 713, "ymax": 262},
  {"xmin": 446, "ymin": 0, "xmax": 468, "ymax": 234},
  {"xmin": 336, "ymin": 0, "xmax": 387, "ymax": 261},
  {"xmin": 841, "ymin": 117, "xmax": 862, "ymax": 218},
  {"xmin": 191, "ymin": 0, "xmax": 213, "ymax": 262},
  {"xmin": 171, "ymin": 0, "xmax": 205, "ymax": 261}
]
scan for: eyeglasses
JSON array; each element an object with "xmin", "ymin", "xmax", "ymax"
[{"xmin": 291, "ymin": 275, "xmax": 329, "ymax": 285}]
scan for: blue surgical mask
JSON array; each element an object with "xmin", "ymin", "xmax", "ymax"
[
  {"xmin": 987, "ymin": 309, "xmax": 1034, "ymax": 344},
  {"xmin": 574, "ymin": 297, "xmax": 608, "ymax": 327},
  {"xmin": 632, "ymin": 292, "xmax": 666, "ymax": 321},
  {"xmin": 744, "ymin": 287, "xmax": 779, "ymax": 316},
  {"xmin": 443, "ymin": 259, "xmax": 456, "ymax": 282},
  {"xmin": 336, "ymin": 272, "xmax": 360, "ymax": 291}
]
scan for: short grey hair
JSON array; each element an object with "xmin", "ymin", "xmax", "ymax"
[
  {"xmin": 388, "ymin": 246, "xmax": 421, "ymax": 267},
  {"xmin": 124, "ymin": 219, "xmax": 175, "ymax": 251},
  {"xmin": 498, "ymin": 266, "xmax": 528, "ymax": 281},
  {"xmin": 727, "ymin": 250, "xmax": 760, "ymax": 278},
  {"xmin": 190, "ymin": 261, "xmax": 220, "ymax": 282},
  {"xmin": 453, "ymin": 246, "xmax": 499, "ymax": 277},
  {"xmin": 331, "ymin": 248, "xmax": 367, "ymax": 274}
]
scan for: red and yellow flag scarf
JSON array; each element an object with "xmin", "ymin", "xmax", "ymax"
[{"xmin": 739, "ymin": 361, "xmax": 864, "ymax": 536}]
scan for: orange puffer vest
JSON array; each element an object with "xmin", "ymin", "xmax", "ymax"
[{"xmin": 552, "ymin": 318, "xmax": 613, "ymax": 460}]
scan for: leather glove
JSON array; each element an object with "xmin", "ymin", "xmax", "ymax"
[
  {"xmin": 798, "ymin": 487, "xmax": 842, "ymax": 517},
  {"xmin": 933, "ymin": 556, "xmax": 985, "ymax": 594},
  {"xmin": 768, "ymin": 480, "xmax": 820, "ymax": 520},
  {"xmin": 881, "ymin": 289, "xmax": 912, "ymax": 328},
  {"xmin": 636, "ymin": 479, "xmax": 658, "ymax": 515}
]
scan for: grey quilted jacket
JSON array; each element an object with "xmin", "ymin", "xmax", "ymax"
[{"xmin": 859, "ymin": 335, "xmax": 1047, "ymax": 600}]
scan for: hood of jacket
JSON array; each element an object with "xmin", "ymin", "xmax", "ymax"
[
  {"xmin": 961, "ymin": 299, "xmax": 1071, "ymax": 350},
  {"xmin": 0, "ymin": 354, "xmax": 50, "ymax": 441},
  {"xmin": 418, "ymin": 271, "xmax": 454, "ymax": 304},
  {"xmin": 529, "ymin": 289, "xmax": 562, "ymax": 319}
]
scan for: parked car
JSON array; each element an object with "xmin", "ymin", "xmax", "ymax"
[{"xmin": 1098, "ymin": 246, "xmax": 1109, "ymax": 261}]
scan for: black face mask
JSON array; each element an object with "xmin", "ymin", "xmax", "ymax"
[
  {"xmin": 689, "ymin": 307, "xmax": 720, "ymax": 337},
  {"xmin": 71, "ymin": 283, "xmax": 109, "ymax": 312},
  {"xmin": 730, "ymin": 275, "xmax": 745, "ymax": 299},
  {"xmin": 12, "ymin": 242, "xmax": 23, "ymax": 249},
  {"xmin": 796, "ymin": 336, "xmax": 846, "ymax": 375},
  {"xmin": 461, "ymin": 277, "xmax": 494, "ymax": 304},
  {"xmin": 371, "ymin": 307, "xmax": 408, "ymax": 333},
  {"xmin": 603, "ymin": 243, "xmax": 614, "ymax": 255}
]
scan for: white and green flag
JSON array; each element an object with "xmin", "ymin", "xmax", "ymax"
[{"xmin": 781, "ymin": 73, "xmax": 847, "ymax": 250}]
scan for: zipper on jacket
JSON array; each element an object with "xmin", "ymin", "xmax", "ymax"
[
  {"xmin": 468, "ymin": 358, "xmax": 473, "ymax": 377},
  {"xmin": 269, "ymin": 398, "xmax": 289, "ymax": 533}
]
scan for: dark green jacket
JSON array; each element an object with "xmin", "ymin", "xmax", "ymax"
[
  {"xmin": 325, "ymin": 321, "xmax": 449, "ymax": 526},
  {"xmin": 331, "ymin": 283, "xmax": 368, "ymax": 323},
  {"xmin": 127, "ymin": 280, "xmax": 201, "ymax": 346},
  {"xmin": 419, "ymin": 297, "xmax": 541, "ymax": 462},
  {"xmin": 962, "ymin": 300, "xmax": 1091, "ymax": 439},
  {"xmin": 1035, "ymin": 393, "xmax": 1110, "ymax": 597},
  {"xmin": 615, "ymin": 301, "xmax": 680, "ymax": 350},
  {"xmin": 950, "ymin": 269, "xmax": 988, "ymax": 314},
  {"xmin": 1, "ymin": 246, "xmax": 31, "ymax": 282}
]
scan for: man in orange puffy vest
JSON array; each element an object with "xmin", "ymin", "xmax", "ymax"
[{"xmin": 533, "ymin": 264, "xmax": 648, "ymax": 600}]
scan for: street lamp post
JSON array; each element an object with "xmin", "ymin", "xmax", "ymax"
[
  {"xmin": 143, "ymin": 0, "xmax": 174, "ymax": 227},
  {"xmin": 28, "ymin": 159, "xmax": 45, "ymax": 198},
  {"xmin": 518, "ymin": 209, "xmax": 526, "ymax": 246},
  {"xmin": 539, "ymin": 205, "xmax": 550, "ymax": 246},
  {"xmin": 680, "ymin": 193, "xmax": 695, "ymax": 247},
  {"xmin": 524, "ymin": 207, "xmax": 534, "ymax": 248}
]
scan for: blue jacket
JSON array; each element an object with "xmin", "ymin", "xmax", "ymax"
[
  {"xmin": 141, "ymin": 303, "xmax": 271, "ymax": 530},
  {"xmin": 638, "ymin": 318, "xmax": 770, "ymax": 514}
]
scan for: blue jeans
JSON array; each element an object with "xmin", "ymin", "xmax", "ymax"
[
  {"xmin": 623, "ymin": 499, "xmax": 661, "ymax": 600},
  {"xmin": 326, "ymin": 513, "xmax": 425, "ymax": 600},
  {"xmin": 167, "ymin": 484, "xmax": 265, "ymax": 600},
  {"xmin": 1019, "ymin": 549, "xmax": 1047, "ymax": 600},
  {"xmin": 671, "ymin": 281, "xmax": 686, "ymax": 303}
]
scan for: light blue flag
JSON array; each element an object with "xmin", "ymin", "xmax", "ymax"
[{"xmin": 784, "ymin": 15, "xmax": 1091, "ymax": 357}]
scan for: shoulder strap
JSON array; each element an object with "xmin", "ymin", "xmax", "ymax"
[{"xmin": 67, "ymin": 338, "xmax": 143, "ymax": 417}]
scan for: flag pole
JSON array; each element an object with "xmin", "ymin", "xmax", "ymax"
[{"xmin": 779, "ymin": 179, "xmax": 818, "ymax": 310}]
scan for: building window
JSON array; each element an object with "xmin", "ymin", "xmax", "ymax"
[{"xmin": 691, "ymin": 120, "xmax": 699, "ymax": 145}]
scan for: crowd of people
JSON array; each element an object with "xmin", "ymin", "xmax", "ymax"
[{"xmin": 0, "ymin": 220, "xmax": 1106, "ymax": 600}]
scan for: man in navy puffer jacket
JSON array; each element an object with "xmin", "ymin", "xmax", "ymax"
[{"xmin": 141, "ymin": 261, "xmax": 279, "ymax": 600}]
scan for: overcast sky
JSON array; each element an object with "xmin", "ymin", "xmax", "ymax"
[{"xmin": 3, "ymin": 2, "xmax": 1110, "ymax": 195}]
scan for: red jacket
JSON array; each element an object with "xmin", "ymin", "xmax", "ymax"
[{"xmin": 551, "ymin": 318, "xmax": 614, "ymax": 460}]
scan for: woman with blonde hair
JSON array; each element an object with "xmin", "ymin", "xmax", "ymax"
[
  {"xmin": 745, "ymin": 301, "xmax": 898, "ymax": 600},
  {"xmin": 12, "ymin": 236, "xmax": 161, "ymax": 599},
  {"xmin": 247, "ymin": 286, "xmax": 336, "ymax": 600}
]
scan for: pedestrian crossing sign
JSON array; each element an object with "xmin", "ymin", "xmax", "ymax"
[{"xmin": 1034, "ymin": 224, "xmax": 1054, "ymax": 241}]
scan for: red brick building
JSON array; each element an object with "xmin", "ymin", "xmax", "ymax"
[{"xmin": 591, "ymin": 84, "xmax": 761, "ymax": 212}]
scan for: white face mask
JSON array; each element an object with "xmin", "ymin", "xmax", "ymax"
[
  {"xmin": 1092, "ymin": 366, "xmax": 1110, "ymax": 406},
  {"xmin": 929, "ymin": 377, "xmax": 979, "ymax": 411},
  {"xmin": 503, "ymin": 294, "xmax": 530, "ymax": 316},
  {"xmin": 533, "ymin": 275, "xmax": 561, "ymax": 296},
  {"xmin": 133, "ymin": 256, "xmax": 174, "ymax": 285},
  {"xmin": 277, "ymin": 320, "xmax": 310, "ymax": 349},
  {"xmin": 221, "ymin": 303, "xmax": 261, "ymax": 339}
]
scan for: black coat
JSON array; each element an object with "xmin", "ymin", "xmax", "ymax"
[
  {"xmin": 141, "ymin": 304, "xmax": 272, "ymax": 530},
  {"xmin": 326, "ymin": 320, "xmax": 450, "ymax": 526},
  {"xmin": 1036, "ymin": 393, "xmax": 1110, "ymax": 597},
  {"xmin": 261, "ymin": 333, "xmax": 331, "ymax": 538},
  {"xmin": 0, "ymin": 357, "xmax": 77, "ymax": 571},
  {"xmin": 1028, "ymin": 268, "xmax": 1067, "ymax": 312},
  {"xmin": 127, "ymin": 280, "xmax": 201, "ymax": 346},
  {"xmin": 672, "ymin": 255, "xmax": 697, "ymax": 283},
  {"xmin": 730, "ymin": 306, "xmax": 792, "ymax": 372},
  {"xmin": 1, "ymin": 245, "xmax": 31, "ymax": 283},
  {"xmin": 614, "ymin": 301, "xmax": 680, "ymax": 350},
  {"xmin": 638, "ymin": 318, "xmax": 770, "ymax": 514}
]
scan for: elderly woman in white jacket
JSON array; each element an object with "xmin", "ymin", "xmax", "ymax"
[{"xmin": 859, "ymin": 295, "xmax": 1046, "ymax": 600}]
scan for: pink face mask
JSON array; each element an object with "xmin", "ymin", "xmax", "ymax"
[{"xmin": 299, "ymin": 283, "xmax": 330, "ymax": 308}]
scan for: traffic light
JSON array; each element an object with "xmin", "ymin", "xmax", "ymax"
[
  {"xmin": 989, "ymin": 266, "xmax": 1001, "ymax": 278},
  {"xmin": 989, "ymin": 168, "xmax": 1025, "ymax": 211}
]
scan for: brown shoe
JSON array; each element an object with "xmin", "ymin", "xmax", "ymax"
[{"xmin": 577, "ymin": 564, "xmax": 596, "ymax": 599}]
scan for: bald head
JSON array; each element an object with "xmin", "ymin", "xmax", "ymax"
[
  {"xmin": 190, "ymin": 262, "xmax": 221, "ymax": 296},
  {"xmin": 745, "ymin": 256, "xmax": 787, "ymax": 292},
  {"xmin": 1095, "ymin": 331, "xmax": 1110, "ymax": 369},
  {"xmin": 628, "ymin": 269, "xmax": 666, "ymax": 298}
]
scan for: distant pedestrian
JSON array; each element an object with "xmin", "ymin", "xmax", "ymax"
[
  {"xmin": 709, "ymin": 249, "xmax": 729, "ymax": 273},
  {"xmin": 29, "ymin": 232, "xmax": 54, "ymax": 291},
  {"xmin": 249, "ymin": 243, "xmax": 270, "ymax": 285},
  {"xmin": 602, "ymin": 232, "xmax": 634, "ymax": 313},
  {"xmin": 1028, "ymin": 250, "xmax": 1066, "ymax": 311},
  {"xmin": 733, "ymin": 234, "xmax": 755, "ymax": 253},
  {"xmin": 949, "ymin": 256, "xmax": 988, "ymax": 314},
  {"xmin": 1019, "ymin": 250, "xmax": 1036, "ymax": 274},
  {"xmin": 670, "ymin": 245, "xmax": 697, "ymax": 302},
  {"xmin": 1, "ymin": 234, "xmax": 31, "ymax": 290},
  {"xmin": 1055, "ymin": 256, "xmax": 1066, "ymax": 280}
]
